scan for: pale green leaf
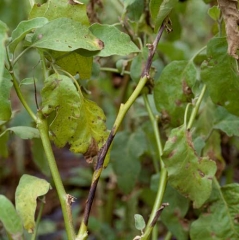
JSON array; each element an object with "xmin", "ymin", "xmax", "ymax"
[
  {"xmin": 89, "ymin": 24, "xmax": 140, "ymax": 57},
  {"xmin": 0, "ymin": 195, "xmax": 23, "ymax": 238},
  {"xmin": 153, "ymin": 60, "xmax": 196, "ymax": 127},
  {"xmin": 69, "ymin": 98, "xmax": 108, "ymax": 161},
  {"xmin": 9, "ymin": 17, "xmax": 48, "ymax": 53},
  {"xmin": 208, "ymin": 6, "xmax": 220, "ymax": 21},
  {"xmin": 201, "ymin": 37, "xmax": 239, "ymax": 116},
  {"xmin": 15, "ymin": 175, "xmax": 51, "ymax": 233},
  {"xmin": 154, "ymin": 0, "xmax": 178, "ymax": 32},
  {"xmin": 31, "ymin": 18, "xmax": 103, "ymax": 52},
  {"xmin": 41, "ymin": 73, "xmax": 81, "ymax": 147},
  {"xmin": 20, "ymin": 77, "xmax": 37, "ymax": 86},
  {"xmin": 162, "ymin": 127, "xmax": 217, "ymax": 208},
  {"xmin": 50, "ymin": 51, "xmax": 93, "ymax": 79},
  {"xmin": 190, "ymin": 181, "xmax": 239, "ymax": 239},
  {"xmin": 134, "ymin": 214, "xmax": 146, "ymax": 231},
  {"xmin": 0, "ymin": 69, "xmax": 12, "ymax": 125},
  {"xmin": 29, "ymin": 0, "xmax": 89, "ymax": 26},
  {"xmin": 0, "ymin": 126, "xmax": 40, "ymax": 139}
]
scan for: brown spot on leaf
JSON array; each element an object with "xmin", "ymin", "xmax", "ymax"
[
  {"xmin": 161, "ymin": 110, "xmax": 171, "ymax": 124},
  {"xmin": 175, "ymin": 99, "xmax": 182, "ymax": 106},
  {"xmin": 168, "ymin": 150, "xmax": 176, "ymax": 158},
  {"xmin": 84, "ymin": 138, "xmax": 98, "ymax": 163},
  {"xmin": 218, "ymin": 0, "xmax": 239, "ymax": 59},
  {"xmin": 97, "ymin": 39, "xmax": 104, "ymax": 49},
  {"xmin": 197, "ymin": 169, "xmax": 205, "ymax": 177},
  {"xmin": 182, "ymin": 80, "xmax": 192, "ymax": 95}
]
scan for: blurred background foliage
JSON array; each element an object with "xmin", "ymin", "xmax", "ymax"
[{"xmin": 1, "ymin": 0, "xmax": 236, "ymax": 240}]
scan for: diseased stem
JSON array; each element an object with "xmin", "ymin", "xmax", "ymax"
[
  {"xmin": 77, "ymin": 21, "xmax": 166, "ymax": 239},
  {"xmin": 37, "ymin": 112, "xmax": 76, "ymax": 240}
]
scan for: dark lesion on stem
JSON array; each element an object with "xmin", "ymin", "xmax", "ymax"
[
  {"xmin": 150, "ymin": 203, "xmax": 169, "ymax": 227},
  {"xmin": 82, "ymin": 22, "xmax": 166, "ymax": 227}
]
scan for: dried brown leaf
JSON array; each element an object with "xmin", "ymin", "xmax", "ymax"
[{"xmin": 218, "ymin": 0, "xmax": 239, "ymax": 59}]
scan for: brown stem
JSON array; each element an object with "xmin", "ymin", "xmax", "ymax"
[{"xmin": 82, "ymin": 21, "xmax": 166, "ymax": 228}]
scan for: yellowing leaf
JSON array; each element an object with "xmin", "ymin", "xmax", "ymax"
[
  {"xmin": 41, "ymin": 74, "xmax": 81, "ymax": 147},
  {"xmin": 69, "ymin": 98, "xmax": 108, "ymax": 161},
  {"xmin": 15, "ymin": 175, "xmax": 51, "ymax": 233}
]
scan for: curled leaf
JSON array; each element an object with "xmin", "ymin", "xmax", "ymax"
[{"xmin": 218, "ymin": 0, "xmax": 239, "ymax": 59}]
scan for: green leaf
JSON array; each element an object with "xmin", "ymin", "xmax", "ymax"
[
  {"xmin": 15, "ymin": 175, "xmax": 51, "ymax": 233},
  {"xmin": 134, "ymin": 214, "xmax": 146, "ymax": 231},
  {"xmin": 213, "ymin": 106, "xmax": 239, "ymax": 137},
  {"xmin": 154, "ymin": 0, "xmax": 178, "ymax": 32},
  {"xmin": 0, "ymin": 20, "xmax": 8, "ymax": 79},
  {"xmin": 161, "ymin": 183, "xmax": 190, "ymax": 240},
  {"xmin": 20, "ymin": 77, "xmax": 37, "ymax": 86},
  {"xmin": 126, "ymin": 0, "xmax": 144, "ymax": 21},
  {"xmin": 111, "ymin": 130, "xmax": 148, "ymax": 194},
  {"xmin": 0, "ymin": 69, "xmax": 12, "ymax": 125},
  {"xmin": 162, "ymin": 126, "xmax": 217, "ymax": 208},
  {"xmin": 190, "ymin": 181, "xmax": 239, "ymax": 239},
  {"xmin": 208, "ymin": 6, "xmax": 220, "ymax": 21},
  {"xmin": 0, "ymin": 126, "xmax": 40, "ymax": 139},
  {"xmin": 69, "ymin": 97, "xmax": 108, "ymax": 161},
  {"xmin": 31, "ymin": 138, "xmax": 50, "ymax": 176},
  {"xmin": 9, "ymin": 17, "xmax": 48, "ymax": 53},
  {"xmin": 31, "ymin": 18, "xmax": 103, "ymax": 52},
  {"xmin": 29, "ymin": 0, "xmax": 89, "ymax": 26},
  {"xmin": 0, "ymin": 195, "xmax": 23, "ymax": 238},
  {"xmin": 153, "ymin": 60, "xmax": 196, "ymax": 127},
  {"xmin": 50, "ymin": 51, "xmax": 93, "ymax": 79},
  {"xmin": 89, "ymin": 24, "xmax": 140, "ymax": 57},
  {"xmin": 201, "ymin": 37, "xmax": 239, "ymax": 116},
  {"xmin": 150, "ymin": 0, "xmax": 163, "ymax": 22},
  {"xmin": 41, "ymin": 73, "xmax": 81, "ymax": 147},
  {"xmin": 0, "ymin": 129, "xmax": 9, "ymax": 158}
]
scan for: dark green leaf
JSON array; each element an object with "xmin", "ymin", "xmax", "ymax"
[
  {"xmin": 89, "ymin": 24, "xmax": 140, "ymax": 57},
  {"xmin": 213, "ymin": 106, "xmax": 239, "ymax": 137},
  {"xmin": 41, "ymin": 73, "xmax": 81, "ymax": 147},
  {"xmin": 201, "ymin": 37, "xmax": 239, "ymax": 116},
  {"xmin": 161, "ymin": 183, "xmax": 190, "ymax": 240},
  {"xmin": 0, "ymin": 129, "xmax": 9, "ymax": 158},
  {"xmin": 162, "ymin": 126, "xmax": 217, "ymax": 208},
  {"xmin": 190, "ymin": 181, "xmax": 239, "ymax": 239},
  {"xmin": 154, "ymin": 0, "xmax": 178, "ymax": 32},
  {"xmin": 0, "ymin": 69, "xmax": 12, "ymax": 125},
  {"xmin": 50, "ymin": 51, "xmax": 93, "ymax": 79},
  {"xmin": 0, "ymin": 195, "xmax": 23, "ymax": 238},
  {"xmin": 150, "ymin": 0, "xmax": 163, "ymax": 22},
  {"xmin": 29, "ymin": 0, "xmax": 89, "ymax": 26},
  {"xmin": 9, "ymin": 17, "xmax": 48, "ymax": 53},
  {"xmin": 0, "ymin": 126, "xmax": 40, "ymax": 139},
  {"xmin": 126, "ymin": 0, "xmax": 144, "ymax": 21},
  {"xmin": 15, "ymin": 175, "xmax": 51, "ymax": 233},
  {"xmin": 111, "ymin": 130, "xmax": 148, "ymax": 194},
  {"xmin": 31, "ymin": 138, "xmax": 50, "ymax": 176},
  {"xmin": 31, "ymin": 18, "xmax": 103, "ymax": 52},
  {"xmin": 153, "ymin": 60, "xmax": 196, "ymax": 127}
]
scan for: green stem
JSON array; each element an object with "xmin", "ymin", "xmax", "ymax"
[
  {"xmin": 31, "ymin": 198, "xmax": 44, "ymax": 240},
  {"xmin": 143, "ymin": 94, "xmax": 163, "ymax": 170},
  {"xmin": 190, "ymin": 46, "xmax": 207, "ymax": 62},
  {"xmin": 12, "ymin": 46, "xmax": 32, "ymax": 67},
  {"xmin": 164, "ymin": 231, "xmax": 172, "ymax": 240},
  {"xmin": 113, "ymin": 76, "xmax": 148, "ymax": 133},
  {"xmin": 187, "ymin": 84, "xmax": 207, "ymax": 130},
  {"xmin": 100, "ymin": 67, "xmax": 130, "ymax": 75},
  {"xmin": 11, "ymin": 72, "xmax": 37, "ymax": 122},
  {"xmin": 141, "ymin": 168, "xmax": 168, "ymax": 240},
  {"xmin": 37, "ymin": 112, "xmax": 76, "ymax": 240}
]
